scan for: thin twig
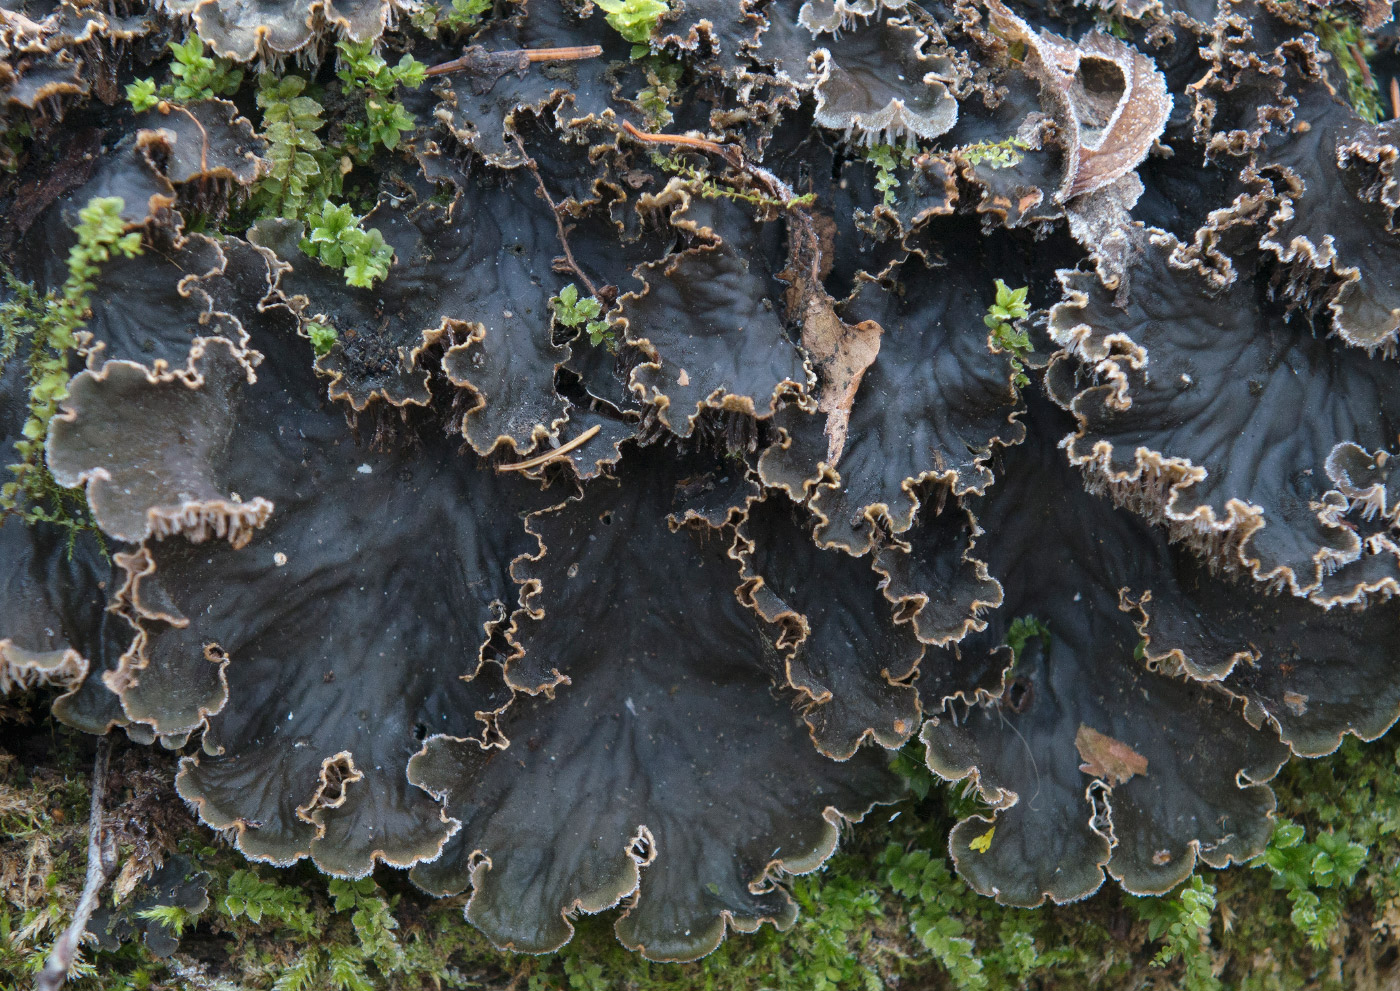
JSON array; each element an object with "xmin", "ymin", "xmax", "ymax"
[
  {"xmin": 521, "ymin": 45, "xmax": 604, "ymax": 63},
  {"xmin": 161, "ymin": 103, "xmax": 214, "ymax": 174},
  {"xmin": 514, "ymin": 136, "xmax": 600, "ymax": 299},
  {"xmin": 425, "ymin": 45, "xmax": 603, "ymax": 76},
  {"xmin": 36, "ymin": 736, "xmax": 115, "ymax": 991},
  {"xmin": 497, "ymin": 425, "xmax": 601, "ymax": 472},
  {"xmin": 1391, "ymin": 77, "xmax": 1399, "ymax": 121},
  {"xmin": 620, "ymin": 120, "xmax": 737, "ymax": 162}
]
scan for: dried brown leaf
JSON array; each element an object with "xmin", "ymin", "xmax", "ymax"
[
  {"xmin": 1075, "ymin": 724, "xmax": 1148, "ymax": 785},
  {"xmin": 802, "ymin": 296, "xmax": 883, "ymax": 466}
]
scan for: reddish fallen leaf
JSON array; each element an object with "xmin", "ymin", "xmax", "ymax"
[{"xmin": 1075, "ymin": 724, "xmax": 1148, "ymax": 785}]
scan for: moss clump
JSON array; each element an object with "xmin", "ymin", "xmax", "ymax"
[
  {"xmin": 126, "ymin": 34, "xmax": 244, "ymax": 112},
  {"xmin": 5, "ymin": 675, "xmax": 1400, "ymax": 991},
  {"xmin": 983, "ymin": 282, "xmax": 1032, "ymax": 390},
  {"xmin": 1, "ymin": 196, "xmax": 141, "ymax": 545},
  {"xmin": 1314, "ymin": 12, "xmax": 1385, "ymax": 123}
]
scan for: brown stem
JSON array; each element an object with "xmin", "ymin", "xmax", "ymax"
[
  {"xmin": 425, "ymin": 45, "xmax": 603, "ymax": 76},
  {"xmin": 523, "ymin": 45, "xmax": 604, "ymax": 62},
  {"xmin": 514, "ymin": 136, "xmax": 600, "ymax": 299},
  {"xmin": 1391, "ymin": 76, "xmax": 1399, "ymax": 121},
  {"xmin": 164, "ymin": 102, "xmax": 213, "ymax": 173},
  {"xmin": 620, "ymin": 120, "xmax": 734, "ymax": 160},
  {"xmin": 498, "ymin": 425, "xmax": 602, "ymax": 472},
  {"xmin": 425, "ymin": 53, "xmax": 479, "ymax": 77}
]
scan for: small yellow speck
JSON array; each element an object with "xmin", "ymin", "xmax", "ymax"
[{"xmin": 970, "ymin": 826, "xmax": 995, "ymax": 854}]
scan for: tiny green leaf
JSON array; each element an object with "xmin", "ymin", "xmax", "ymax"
[
  {"xmin": 984, "ymin": 280, "xmax": 1033, "ymax": 389},
  {"xmin": 594, "ymin": 0, "xmax": 670, "ymax": 45},
  {"xmin": 308, "ymin": 322, "xmax": 338, "ymax": 357},
  {"xmin": 126, "ymin": 78, "xmax": 159, "ymax": 112}
]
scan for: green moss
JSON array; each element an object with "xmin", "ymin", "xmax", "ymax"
[
  {"xmin": 636, "ymin": 56, "xmax": 685, "ymax": 129},
  {"xmin": 410, "ymin": 0, "xmax": 493, "ymax": 38},
  {"xmin": 551, "ymin": 283, "xmax": 613, "ymax": 349},
  {"xmin": 983, "ymin": 280, "xmax": 1032, "ymax": 390},
  {"xmin": 1133, "ymin": 876, "xmax": 1221, "ymax": 991},
  {"xmin": 125, "ymin": 33, "xmax": 243, "ymax": 112},
  {"xmin": 956, "ymin": 137, "xmax": 1030, "ymax": 170},
  {"xmin": 335, "ymin": 40, "xmax": 427, "ymax": 160},
  {"xmin": 249, "ymin": 75, "xmax": 340, "ymax": 222},
  {"xmin": 5, "ymin": 687, "xmax": 1400, "ymax": 991},
  {"xmin": 300, "ymin": 202, "xmax": 394, "ymax": 289},
  {"xmin": 0, "ymin": 726, "xmax": 104, "ymax": 982},
  {"xmin": 246, "ymin": 69, "xmax": 397, "ymax": 289},
  {"xmin": 1002, "ymin": 614, "xmax": 1047, "ymax": 663},
  {"xmin": 1, "ymin": 196, "xmax": 141, "ymax": 545},
  {"xmin": 308, "ymin": 321, "xmax": 339, "ymax": 357},
  {"xmin": 595, "ymin": 0, "xmax": 670, "ymax": 53},
  {"xmin": 866, "ymin": 143, "xmax": 922, "ymax": 207},
  {"xmin": 650, "ymin": 153, "xmax": 817, "ymax": 211},
  {"xmin": 1314, "ymin": 12, "xmax": 1385, "ymax": 124}
]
